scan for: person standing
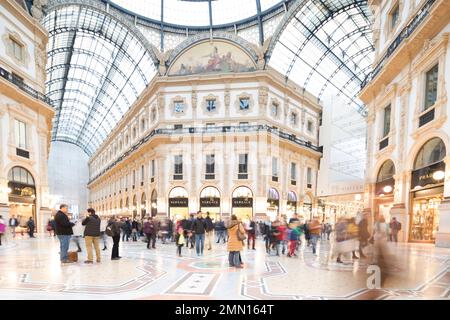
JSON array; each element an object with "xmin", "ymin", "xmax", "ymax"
[
  {"xmin": 204, "ymin": 212, "xmax": 214, "ymax": 250},
  {"xmin": 82, "ymin": 208, "xmax": 101, "ymax": 264},
  {"xmin": 308, "ymin": 217, "xmax": 321, "ymax": 255},
  {"xmin": 108, "ymin": 216, "xmax": 123, "ymax": 260},
  {"xmin": 0, "ymin": 215, "xmax": 5, "ymax": 246},
  {"xmin": 187, "ymin": 214, "xmax": 196, "ymax": 249},
  {"xmin": 27, "ymin": 217, "xmax": 35, "ymax": 238},
  {"xmin": 193, "ymin": 211, "xmax": 207, "ymax": 256},
  {"xmin": 227, "ymin": 215, "xmax": 245, "ymax": 268},
  {"xmin": 121, "ymin": 218, "xmax": 131, "ymax": 242},
  {"xmin": 144, "ymin": 217, "xmax": 157, "ymax": 249},
  {"xmin": 246, "ymin": 217, "xmax": 256, "ymax": 250},
  {"xmin": 325, "ymin": 222, "xmax": 332, "ymax": 240},
  {"xmin": 8, "ymin": 215, "xmax": 18, "ymax": 238},
  {"xmin": 131, "ymin": 219, "xmax": 139, "ymax": 242},
  {"xmin": 54, "ymin": 204, "xmax": 75, "ymax": 264},
  {"xmin": 287, "ymin": 223, "xmax": 301, "ymax": 257},
  {"xmin": 389, "ymin": 217, "xmax": 401, "ymax": 243},
  {"xmin": 215, "ymin": 219, "xmax": 226, "ymax": 244}
]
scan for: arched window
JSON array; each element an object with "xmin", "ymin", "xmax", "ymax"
[
  {"xmin": 232, "ymin": 186, "xmax": 253, "ymax": 198},
  {"xmin": 377, "ymin": 160, "xmax": 395, "ymax": 182},
  {"xmin": 288, "ymin": 191, "xmax": 297, "ymax": 202},
  {"xmin": 8, "ymin": 166, "xmax": 35, "ymax": 185},
  {"xmin": 267, "ymin": 188, "xmax": 279, "ymax": 200},
  {"xmin": 414, "ymin": 138, "xmax": 446, "ymax": 170},
  {"xmin": 200, "ymin": 186, "xmax": 220, "ymax": 198},
  {"xmin": 169, "ymin": 187, "xmax": 188, "ymax": 198}
]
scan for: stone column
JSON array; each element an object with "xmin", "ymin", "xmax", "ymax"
[{"xmin": 436, "ymin": 156, "xmax": 450, "ymax": 247}]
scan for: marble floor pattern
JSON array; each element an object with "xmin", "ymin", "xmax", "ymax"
[{"xmin": 0, "ymin": 234, "xmax": 450, "ymax": 300}]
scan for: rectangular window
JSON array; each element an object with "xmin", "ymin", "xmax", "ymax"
[
  {"xmin": 14, "ymin": 119, "xmax": 27, "ymax": 149},
  {"xmin": 174, "ymin": 155, "xmax": 183, "ymax": 175},
  {"xmin": 272, "ymin": 157, "xmax": 278, "ymax": 177},
  {"xmin": 390, "ymin": 4, "xmax": 399, "ymax": 30},
  {"xmin": 206, "ymin": 99, "xmax": 216, "ymax": 112},
  {"xmin": 11, "ymin": 38, "xmax": 23, "ymax": 60},
  {"xmin": 239, "ymin": 98, "xmax": 250, "ymax": 110},
  {"xmin": 141, "ymin": 165, "xmax": 144, "ymax": 183},
  {"xmin": 151, "ymin": 159, "xmax": 155, "ymax": 177},
  {"xmin": 383, "ymin": 104, "xmax": 391, "ymax": 137},
  {"xmin": 307, "ymin": 120, "xmax": 313, "ymax": 132},
  {"xmin": 174, "ymin": 124, "xmax": 183, "ymax": 130},
  {"xmin": 238, "ymin": 154, "xmax": 248, "ymax": 174},
  {"xmin": 307, "ymin": 167, "xmax": 312, "ymax": 188},
  {"xmin": 206, "ymin": 154, "xmax": 215, "ymax": 174},
  {"xmin": 424, "ymin": 64, "xmax": 439, "ymax": 110},
  {"xmin": 290, "ymin": 112, "xmax": 297, "ymax": 126},
  {"xmin": 291, "ymin": 163, "xmax": 296, "ymax": 181},
  {"xmin": 271, "ymin": 103, "xmax": 278, "ymax": 117}
]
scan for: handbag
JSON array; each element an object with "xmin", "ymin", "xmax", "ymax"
[{"xmin": 237, "ymin": 224, "xmax": 247, "ymax": 241}]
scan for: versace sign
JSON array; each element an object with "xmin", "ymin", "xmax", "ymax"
[
  {"xmin": 169, "ymin": 198, "xmax": 188, "ymax": 207},
  {"xmin": 232, "ymin": 198, "xmax": 253, "ymax": 207},
  {"xmin": 200, "ymin": 197, "xmax": 220, "ymax": 207}
]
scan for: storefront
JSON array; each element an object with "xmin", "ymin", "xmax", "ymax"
[
  {"xmin": 7, "ymin": 166, "xmax": 37, "ymax": 232},
  {"xmin": 375, "ymin": 160, "xmax": 395, "ymax": 222},
  {"xmin": 231, "ymin": 186, "xmax": 253, "ymax": 220},
  {"xmin": 286, "ymin": 191, "xmax": 297, "ymax": 220},
  {"xmin": 409, "ymin": 138, "xmax": 446, "ymax": 243},
  {"xmin": 266, "ymin": 188, "xmax": 279, "ymax": 221},
  {"xmin": 150, "ymin": 190, "xmax": 157, "ymax": 217},
  {"xmin": 199, "ymin": 186, "xmax": 221, "ymax": 220},
  {"xmin": 168, "ymin": 187, "xmax": 189, "ymax": 219}
]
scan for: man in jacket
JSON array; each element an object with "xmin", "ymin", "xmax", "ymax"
[
  {"xmin": 27, "ymin": 217, "xmax": 35, "ymax": 238},
  {"xmin": 82, "ymin": 208, "xmax": 101, "ymax": 263},
  {"xmin": 204, "ymin": 212, "xmax": 214, "ymax": 250},
  {"xmin": 9, "ymin": 215, "xmax": 18, "ymax": 238},
  {"xmin": 54, "ymin": 204, "xmax": 75, "ymax": 264},
  {"xmin": 193, "ymin": 211, "xmax": 207, "ymax": 256},
  {"xmin": 389, "ymin": 217, "xmax": 401, "ymax": 243},
  {"xmin": 108, "ymin": 216, "xmax": 123, "ymax": 260}
]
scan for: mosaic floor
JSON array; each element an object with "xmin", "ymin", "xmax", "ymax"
[{"xmin": 0, "ymin": 233, "xmax": 450, "ymax": 300}]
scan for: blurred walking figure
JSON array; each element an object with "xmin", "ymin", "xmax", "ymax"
[
  {"xmin": 131, "ymin": 218, "xmax": 139, "ymax": 242},
  {"xmin": 71, "ymin": 218, "xmax": 84, "ymax": 252},
  {"xmin": 308, "ymin": 217, "xmax": 321, "ymax": 255},
  {"xmin": 389, "ymin": 217, "xmax": 401, "ymax": 243},
  {"xmin": 371, "ymin": 215, "xmax": 390, "ymax": 287},
  {"xmin": 0, "ymin": 215, "xmax": 5, "ymax": 246},
  {"xmin": 175, "ymin": 227, "xmax": 185, "ymax": 257},
  {"xmin": 263, "ymin": 220, "xmax": 271, "ymax": 253},
  {"xmin": 143, "ymin": 217, "xmax": 157, "ymax": 249},
  {"xmin": 287, "ymin": 222, "xmax": 301, "ymax": 257},
  {"xmin": 245, "ymin": 216, "xmax": 256, "ymax": 250},
  {"xmin": 358, "ymin": 213, "xmax": 370, "ymax": 258},
  {"xmin": 325, "ymin": 222, "xmax": 332, "ymax": 240},
  {"xmin": 215, "ymin": 219, "xmax": 226, "ymax": 243},
  {"xmin": 334, "ymin": 217, "xmax": 359, "ymax": 263},
  {"xmin": 8, "ymin": 215, "xmax": 18, "ymax": 238},
  {"xmin": 100, "ymin": 218, "xmax": 108, "ymax": 250}
]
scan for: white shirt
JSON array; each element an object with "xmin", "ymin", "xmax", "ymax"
[
  {"xmin": 100, "ymin": 219, "xmax": 107, "ymax": 232},
  {"xmin": 72, "ymin": 219, "xmax": 85, "ymax": 236}
]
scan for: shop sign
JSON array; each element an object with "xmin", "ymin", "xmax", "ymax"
[
  {"xmin": 232, "ymin": 197, "xmax": 253, "ymax": 207},
  {"xmin": 411, "ymin": 161, "xmax": 445, "ymax": 188},
  {"xmin": 200, "ymin": 197, "xmax": 220, "ymax": 207},
  {"xmin": 169, "ymin": 198, "xmax": 188, "ymax": 207}
]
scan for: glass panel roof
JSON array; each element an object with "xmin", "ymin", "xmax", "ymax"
[
  {"xmin": 43, "ymin": 4, "xmax": 157, "ymax": 156},
  {"xmin": 268, "ymin": 0, "xmax": 373, "ymax": 115},
  {"xmin": 110, "ymin": 0, "xmax": 283, "ymax": 26}
]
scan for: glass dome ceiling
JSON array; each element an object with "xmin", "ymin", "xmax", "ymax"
[
  {"xmin": 110, "ymin": 0, "xmax": 283, "ymax": 27},
  {"xmin": 43, "ymin": 4, "xmax": 157, "ymax": 156},
  {"xmin": 42, "ymin": 0, "xmax": 373, "ymax": 156}
]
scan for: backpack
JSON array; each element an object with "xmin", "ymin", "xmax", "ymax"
[{"xmin": 105, "ymin": 223, "xmax": 114, "ymax": 237}]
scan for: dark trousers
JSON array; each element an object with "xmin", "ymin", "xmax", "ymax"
[
  {"xmin": 0, "ymin": 233, "xmax": 2, "ymax": 245},
  {"xmin": 146, "ymin": 233, "xmax": 156, "ymax": 248},
  {"xmin": 390, "ymin": 233, "xmax": 398, "ymax": 243},
  {"xmin": 111, "ymin": 235, "xmax": 120, "ymax": 259},
  {"xmin": 177, "ymin": 244, "xmax": 183, "ymax": 256},
  {"xmin": 28, "ymin": 227, "xmax": 35, "ymax": 238},
  {"xmin": 247, "ymin": 233, "xmax": 255, "ymax": 249}
]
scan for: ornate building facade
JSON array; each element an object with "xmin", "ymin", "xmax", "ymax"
[
  {"xmin": 0, "ymin": 0, "xmax": 54, "ymax": 232},
  {"xmin": 87, "ymin": 39, "xmax": 322, "ymax": 221},
  {"xmin": 360, "ymin": 0, "xmax": 450, "ymax": 246}
]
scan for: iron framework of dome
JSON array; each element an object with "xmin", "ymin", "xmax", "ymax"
[{"xmin": 42, "ymin": 0, "xmax": 373, "ymax": 156}]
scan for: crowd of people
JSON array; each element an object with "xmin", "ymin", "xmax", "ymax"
[{"xmin": 0, "ymin": 205, "xmax": 402, "ymax": 278}]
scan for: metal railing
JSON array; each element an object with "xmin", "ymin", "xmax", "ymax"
[
  {"xmin": 0, "ymin": 67, "xmax": 53, "ymax": 105},
  {"xmin": 361, "ymin": 0, "xmax": 437, "ymax": 89},
  {"xmin": 89, "ymin": 124, "xmax": 322, "ymax": 184}
]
